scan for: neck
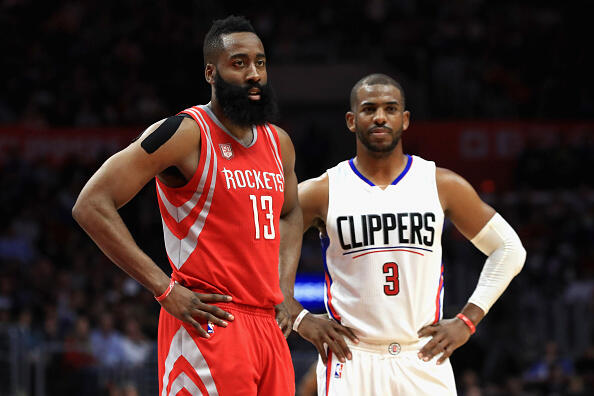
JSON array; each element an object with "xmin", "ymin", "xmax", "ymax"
[
  {"xmin": 208, "ymin": 99, "xmax": 254, "ymax": 143},
  {"xmin": 354, "ymin": 143, "xmax": 407, "ymax": 186}
]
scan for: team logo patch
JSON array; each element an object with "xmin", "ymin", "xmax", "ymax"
[
  {"xmin": 388, "ymin": 343, "xmax": 401, "ymax": 355},
  {"xmin": 207, "ymin": 321, "xmax": 215, "ymax": 334},
  {"xmin": 219, "ymin": 143, "xmax": 234, "ymax": 160},
  {"xmin": 334, "ymin": 363, "xmax": 344, "ymax": 378}
]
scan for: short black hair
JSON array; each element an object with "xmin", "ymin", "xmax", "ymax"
[
  {"xmin": 203, "ymin": 15, "xmax": 257, "ymax": 65},
  {"xmin": 350, "ymin": 74, "xmax": 405, "ymax": 110}
]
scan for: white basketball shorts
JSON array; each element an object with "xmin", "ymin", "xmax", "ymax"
[{"xmin": 316, "ymin": 338, "xmax": 457, "ymax": 396}]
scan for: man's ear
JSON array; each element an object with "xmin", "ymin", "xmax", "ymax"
[
  {"xmin": 402, "ymin": 110, "xmax": 411, "ymax": 132},
  {"xmin": 346, "ymin": 111, "xmax": 356, "ymax": 133},
  {"xmin": 205, "ymin": 64, "xmax": 216, "ymax": 84}
]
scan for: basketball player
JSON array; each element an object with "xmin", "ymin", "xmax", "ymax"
[
  {"xmin": 280, "ymin": 74, "xmax": 526, "ymax": 395},
  {"xmin": 72, "ymin": 16, "xmax": 302, "ymax": 395}
]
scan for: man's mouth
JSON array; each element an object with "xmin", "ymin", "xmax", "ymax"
[
  {"xmin": 370, "ymin": 126, "xmax": 391, "ymax": 135},
  {"xmin": 248, "ymin": 88, "xmax": 261, "ymax": 100}
]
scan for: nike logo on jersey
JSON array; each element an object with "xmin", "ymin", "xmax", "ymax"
[
  {"xmin": 221, "ymin": 168, "xmax": 284, "ymax": 191},
  {"xmin": 336, "ymin": 212, "xmax": 436, "ymax": 250}
]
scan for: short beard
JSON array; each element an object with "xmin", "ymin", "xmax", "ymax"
[
  {"xmin": 214, "ymin": 73, "xmax": 279, "ymax": 127},
  {"xmin": 356, "ymin": 127, "xmax": 401, "ymax": 154}
]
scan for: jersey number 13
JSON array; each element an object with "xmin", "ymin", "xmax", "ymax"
[{"xmin": 249, "ymin": 195, "xmax": 275, "ymax": 240}]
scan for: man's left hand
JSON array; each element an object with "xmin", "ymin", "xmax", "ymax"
[
  {"xmin": 275, "ymin": 302, "xmax": 292, "ymax": 338},
  {"xmin": 417, "ymin": 317, "xmax": 472, "ymax": 365}
]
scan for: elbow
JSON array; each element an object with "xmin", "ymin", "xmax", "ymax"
[
  {"xmin": 517, "ymin": 244, "xmax": 527, "ymax": 273},
  {"xmin": 72, "ymin": 195, "xmax": 97, "ymax": 228},
  {"xmin": 71, "ymin": 197, "xmax": 87, "ymax": 225},
  {"xmin": 511, "ymin": 240, "xmax": 527, "ymax": 276}
]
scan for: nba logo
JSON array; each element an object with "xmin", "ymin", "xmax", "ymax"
[
  {"xmin": 219, "ymin": 143, "xmax": 234, "ymax": 160},
  {"xmin": 207, "ymin": 321, "xmax": 215, "ymax": 334},
  {"xmin": 334, "ymin": 363, "xmax": 343, "ymax": 378}
]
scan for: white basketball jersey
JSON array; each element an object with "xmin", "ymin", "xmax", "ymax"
[{"xmin": 323, "ymin": 155, "xmax": 445, "ymax": 344}]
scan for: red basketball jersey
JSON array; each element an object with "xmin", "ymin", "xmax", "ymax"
[{"xmin": 155, "ymin": 105, "xmax": 285, "ymax": 308}]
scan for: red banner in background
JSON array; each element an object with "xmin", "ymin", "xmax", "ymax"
[
  {"xmin": 0, "ymin": 126, "xmax": 139, "ymax": 165},
  {"xmin": 1, "ymin": 122, "xmax": 593, "ymax": 190},
  {"xmin": 404, "ymin": 121, "xmax": 594, "ymax": 191}
]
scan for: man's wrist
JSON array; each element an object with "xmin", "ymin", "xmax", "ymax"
[
  {"xmin": 152, "ymin": 275, "xmax": 174, "ymax": 296},
  {"xmin": 456, "ymin": 313, "xmax": 476, "ymax": 335},
  {"xmin": 292, "ymin": 308, "xmax": 310, "ymax": 332}
]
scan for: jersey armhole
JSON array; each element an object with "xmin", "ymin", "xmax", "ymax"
[{"xmin": 156, "ymin": 109, "xmax": 208, "ymax": 199}]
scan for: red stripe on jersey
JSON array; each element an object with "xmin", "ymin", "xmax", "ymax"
[
  {"xmin": 352, "ymin": 249, "xmax": 425, "ymax": 259},
  {"xmin": 325, "ymin": 350, "xmax": 333, "ymax": 396},
  {"xmin": 433, "ymin": 264, "xmax": 444, "ymax": 324},
  {"xmin": 324, "ymin": 271, "xmax": 341, "ymax": 322}
]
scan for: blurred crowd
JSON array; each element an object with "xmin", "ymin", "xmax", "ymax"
[
  {"xmin": 0, "ymin": 149, "xmax": 161, "ymax": 395},
  {"xmin": 1, "ymin": 0, "xmax": 592, "ymax": 128}
]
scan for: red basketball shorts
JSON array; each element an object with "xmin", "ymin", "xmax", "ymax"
[{"xmin": 158, "ymin": 302, "xmax": 295, "ymax": 396}]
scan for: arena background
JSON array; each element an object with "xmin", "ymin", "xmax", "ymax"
[{"xmin": 1, "ymin": 1, "xmax": 593, "ymax": 395}]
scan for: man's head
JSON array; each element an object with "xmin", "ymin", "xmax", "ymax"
[
  {"xmin": 203, "ymin": 15, "xmax": 278, "ymax": 126},
  {"xmin": 346, "ymin": 74, "xmax": 410, "ymax": 154}
]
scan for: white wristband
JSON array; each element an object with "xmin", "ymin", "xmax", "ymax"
[{"xmin": 292, "ymin": 309, "xmax": 310, "ymax": 332}]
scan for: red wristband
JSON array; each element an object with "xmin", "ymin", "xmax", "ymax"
[
  {"xmin": 456, "ymin": 313, "xmax": 476, "ymax": 334},
  {"xmin": 155, "ymin": 279, "xmax": 177, "ymax": 302}
]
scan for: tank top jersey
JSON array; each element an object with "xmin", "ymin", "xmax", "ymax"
[
  {"xmin": 155, "ymin": 104, "xmax": 285, "ymax": 308},
  {"xmin": 323, "ymin": 155, "xmax": 445, "ymax": 344}
]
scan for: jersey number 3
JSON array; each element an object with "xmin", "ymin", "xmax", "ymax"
[
  {"xmin": 383, "ymin": 262, "xmax": 400, "ymax": 295},
  {"xmin": 249, "ymin": 195, "xmax": 275, "ymax": 240}
]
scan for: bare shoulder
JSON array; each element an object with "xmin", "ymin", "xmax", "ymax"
[
  {"xmin": 435, "ymin": 166, "xmax": 495, "ymax": 239},
  {"xmin": 299, "ymin": 172, "xmax": 329, "ymax": 196},
  {"xmin": 124, "ymin": 115, "xmax": 202, "ymax": 183},
  {"xmin": 136, "ymin": 116, "xmax": 201, "ymax": 150},
  {"xmin": 271, "ymin": 123, "xmax": 289, "ymax": 137},
  {"xmin": 299, "ymin": 173, "xmax": 329, "ymax": 231},
  {"xmin": 435, "ymin": 166, "xmax": 480, "ymax": 212},
  {"xmin": 435, "ymin": 167, "xmax": 470, "ymax": 190},
  {"xmin": 270, "ymin": 124, "xmax": 294, "ymax": 149}
]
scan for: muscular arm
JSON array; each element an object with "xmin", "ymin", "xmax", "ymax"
[
  {"xmin": 299, "ymin": 173, "xmax": 329, "ymax": 233},
  {"xmin": 418, "ymin": 167, "xmax": 525, "ymax": 364},
  {"xmin": 274, "ymin": 126, "xmax": 304, "ymax": 337},
  {"xmin": 72, "ymin": 117, "xmax": 233, "ymax": 337},
  {"xmin": 73, "ymin": 118, "xmax": 198, "ymax": 295},
  {"xmin": 437, "ymin": 167, "xmax": 496, "ymax": 326}
]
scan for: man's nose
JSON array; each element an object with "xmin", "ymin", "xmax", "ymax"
[
  {"xmin": 245, "ymin": 63, "xmax": 261, "ymax": 83},
  {"xmin": 374, "ymin": 109, "xmax": 387, "ymax": 125}
]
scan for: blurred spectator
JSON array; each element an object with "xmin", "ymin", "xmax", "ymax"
[
  {"xmin": 90, "ymin": 312, "xmax": 125, "ymax": 367},
  {"xmin": 121, "ymin": 318, "xmax": 151, "ymax": 367},
  {"xmin": 524, "ymin": 341, "xmax": 573, "ymax": 393}
]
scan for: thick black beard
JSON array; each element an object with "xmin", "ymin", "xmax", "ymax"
[{"xmin": 214, "ymin": 73, "xmax": 279, "ymax": 127}]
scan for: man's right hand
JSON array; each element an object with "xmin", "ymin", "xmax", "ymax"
[
  {"xmin": 159, "ymin": 284, "xmax": 234, "ymax": 338},
  {"xmin": 297, "ymin": 313, "xmax": 359, "ymax": 365}
]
